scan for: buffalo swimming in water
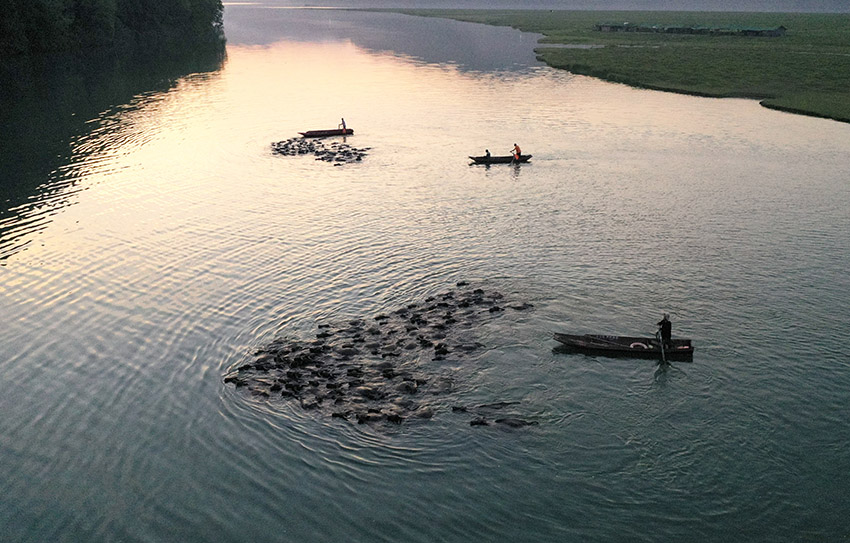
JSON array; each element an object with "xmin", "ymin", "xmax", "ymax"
[{"xmin": 225, "ymin": 283, "xmax": 537, "ymax": 427}]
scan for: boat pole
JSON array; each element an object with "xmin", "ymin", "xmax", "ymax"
[{"xmin": 656, "ymin": 330, "xmax": 667, "ymax": 365}]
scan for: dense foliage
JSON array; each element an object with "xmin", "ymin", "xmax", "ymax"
[{"xmin": 0, "ymin": 0, "xmax": 223, "ymax": 58}]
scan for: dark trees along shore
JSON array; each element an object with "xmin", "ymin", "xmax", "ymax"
[{"xmin": 0, "ymin": 0, "xmax": 224, "ymax": 58}]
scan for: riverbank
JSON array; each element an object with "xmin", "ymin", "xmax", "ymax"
[{"xmin": 383, "ymin": 9, "xmax": 850, "ymax": 123}]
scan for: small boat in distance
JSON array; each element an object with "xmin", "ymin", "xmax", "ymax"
[
  {"xmin": 553, "ymin": 333, "xmax": 694, "ymax": 362},
  {"xmin": 299, "ymin": 128, "xmax": 354, "ymax": 138},
  {"xmin": 469, "ymin": 154, "xmax": 532, "ymax": 164}
]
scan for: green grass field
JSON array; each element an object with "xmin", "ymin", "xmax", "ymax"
[{"xmin": 386, "ymin": 9, "xmax": 850, "ymax": 123}]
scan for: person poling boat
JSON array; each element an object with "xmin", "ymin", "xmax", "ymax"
[
  {"xmin": 338, "ymin": 117, "xmax": 346, "ymax": 130},
  {"xmin": 511, "ymin": 143, "xmax": 522, "ymax": 161}
]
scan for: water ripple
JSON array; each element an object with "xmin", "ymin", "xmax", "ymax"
[{"xmin": 2, "ymin": 14, "xmax": 850, "ymax": 542}]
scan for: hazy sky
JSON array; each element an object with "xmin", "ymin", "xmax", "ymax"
[{"xmin": 262, "ymin": 0, "xmax": 849, "ymax": 12}]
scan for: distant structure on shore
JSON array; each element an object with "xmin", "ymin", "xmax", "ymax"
[{"xmin": 595, "ymin": 22, "xmax": 787, "ymax": 37}]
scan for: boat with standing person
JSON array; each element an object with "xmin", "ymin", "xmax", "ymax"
[
  {"xmin": 299, "ymin": 128, "xmax": 354, "ymax": 138},
  {"xmin": 553, "ymin": 333, "xmax": 694, "ymax": 361},
  {"xmin": 469, "ymin": 154, "xmax": 532, "ymax": 164}
]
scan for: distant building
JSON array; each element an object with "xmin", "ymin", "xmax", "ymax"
[{"xmin": 594, "ymin": 23, "xmax": 787, "ymax": 37}]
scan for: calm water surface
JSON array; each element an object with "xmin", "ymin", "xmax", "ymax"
[{"xmin": 2, "ymin": 7, "xmax": 849, "ymax": 542}]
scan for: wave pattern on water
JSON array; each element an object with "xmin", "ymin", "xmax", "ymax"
[{"xmin": 2, "ymin": 10, "xmax": 850, "ymax": 542}]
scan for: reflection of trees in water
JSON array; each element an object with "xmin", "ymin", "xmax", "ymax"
[{"xmin": 0, "ymin": 42, "xmax": 226, "ymax": 263}]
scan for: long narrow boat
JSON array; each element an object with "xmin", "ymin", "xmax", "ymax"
[
  {"xmin": 299, "ymin": 128, "xmax": 354, "ymax": 138},
  {"xmin": 553, "ymin": 333, "xmax": 694, "ymax": 361},
  {"xmin": 469, "ymin": 154, "xmax": 532, "ymax": 164}
]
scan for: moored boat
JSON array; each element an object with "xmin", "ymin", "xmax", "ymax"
[
  {"xmin": 553, "ymin": 333, "xmax": 694, "ymax": 361},
  {"xmin": 299, "ymin": 128, "xmax": 354, "ymax": 138},
  {"xmin": 469, "ymin": 154, "xmax": 531, "ymax": 164}
]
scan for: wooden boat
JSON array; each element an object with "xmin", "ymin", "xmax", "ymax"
[
  {"xmin": 299, "ymin": 128, "xmax": 354, "ymax": 138},
  {"xmin": 469, "ymin": 154, "xmax": 532, "ymax": 164},
  {"xmin": 553, "ymin": 333, "xmax": 694, "ymax": 361}
]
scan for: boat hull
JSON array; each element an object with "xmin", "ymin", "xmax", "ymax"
[
  {"xmin": 299, "ymin": 128, "xmax": 354, "ymax": 138},
  {"xmin": 469, "ymin": 154, "xmax": 531, "ymax": 164},
  {"xmin": 553, "ymin": 333, "xmax": 694, "ymax": 361}
]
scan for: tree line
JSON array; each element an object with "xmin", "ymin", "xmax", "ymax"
[{"xmin": 0, "ymin": 0, "xmax": 224, "ymax": 58}]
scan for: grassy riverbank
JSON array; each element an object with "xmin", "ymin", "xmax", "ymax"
[{"xmin": 387, "ymin": 9, "xmax": 850, "ymax": 123}]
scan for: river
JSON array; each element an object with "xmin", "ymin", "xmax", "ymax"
[{"xmin": 1, "ymin": 6, "xmax": 849, "ymax": 542}]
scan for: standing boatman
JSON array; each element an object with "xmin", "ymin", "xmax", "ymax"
[
  {"xmin": 657, "ymin": 313, "xmax": 672, "ymax": 349},
  {"xmin": 339, "ymin": 117, "xmax": 346, "ymax": 131},
  {"xmin": 511, "ymin": 143, "xmax": 522, "ymax": 160}
]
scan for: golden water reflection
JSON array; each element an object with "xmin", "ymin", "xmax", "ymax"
[{"xmin": 4, "ymin": 35, "xmax": 850, "ymax": 277}]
